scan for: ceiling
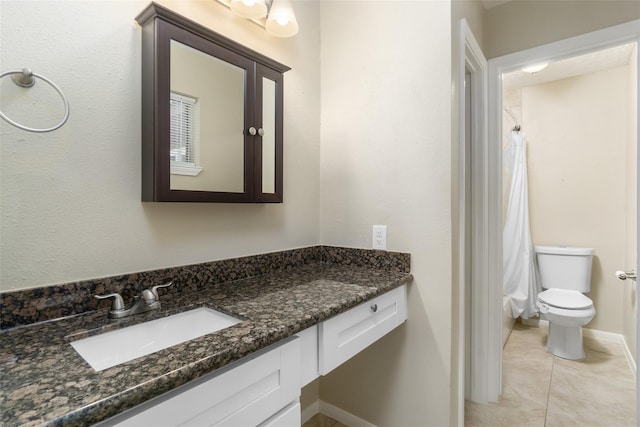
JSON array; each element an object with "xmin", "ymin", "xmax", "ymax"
[
  {"xmin": 480, "ymin": 1, "xmax": 636, "ymax": 89},
  {"xmin": 502, "ymin": 42, "xmax": 636, "ymax": 89},
  {"xmin": 481, "ymin": 0, "xmax": 512, "ymax": 9}
]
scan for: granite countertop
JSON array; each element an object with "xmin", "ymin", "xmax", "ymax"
[{"xmin": 0, "ymin": 261, "xmax": 412, "ymax": 427}]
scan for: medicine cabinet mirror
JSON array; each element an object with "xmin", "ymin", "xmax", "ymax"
[{"xmin": 136, "ymin": 3, "xmax": 289, "ymax": 203}]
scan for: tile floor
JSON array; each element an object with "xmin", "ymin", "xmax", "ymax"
[
  {"xmin": 465, "ymin": 323, "xmax": 637, "ymax": 426},
  {"xmin": 302, "ymin": 413, "xmax": 347, "ymax": 427}
]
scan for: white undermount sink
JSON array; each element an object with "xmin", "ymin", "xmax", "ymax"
[{"xmin": 70, "ymin": 307, "xmax": 241, "ymax": 371}]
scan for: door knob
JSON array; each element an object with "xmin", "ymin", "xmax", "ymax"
[{"xmin": 616, "ymin": 270, "xmax": 637, "ymax": 281}]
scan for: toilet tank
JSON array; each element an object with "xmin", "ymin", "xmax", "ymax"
[{"xmin": 535, "ymin": 246, "xmax": 594, "ymax": 292}]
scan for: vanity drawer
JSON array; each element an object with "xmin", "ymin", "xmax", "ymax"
[
  {"xmin": 103, "ymin": 338, "xmax": 300, "ymax": 427},
  {"xmin": 319, "ymin": 285, "xmax": 407, "ymax": 375}
]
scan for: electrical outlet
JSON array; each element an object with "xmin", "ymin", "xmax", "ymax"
[{"xmin": 372, "ymin": 225, "xmax": 387, "ymax": 250}]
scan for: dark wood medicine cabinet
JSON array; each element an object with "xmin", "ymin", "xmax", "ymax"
[{"xmin": 136, "ymin": 3, "xmax": 290, "ymax": 203}]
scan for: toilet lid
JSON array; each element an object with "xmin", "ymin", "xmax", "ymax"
[{"xmin": 538, "ymin": 289, "xmax": 593, "ymax": 309}]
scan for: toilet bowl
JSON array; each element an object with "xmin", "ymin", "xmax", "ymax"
[
  {"xmin": 536, "ymin": 288, "xmax": 595, "ymax": 360},
  {"xmin": 535, "ymin": 246, "xmax": 595, "ymax": 360}
]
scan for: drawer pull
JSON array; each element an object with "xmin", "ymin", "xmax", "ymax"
[{"xmin": 371, "ymin": 304, "xmax": 378, "ymax": 313}]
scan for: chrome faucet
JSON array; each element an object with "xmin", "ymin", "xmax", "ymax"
[{"xmin": 95, "ymin": 281, "xmax": 173, "ymax": 319}]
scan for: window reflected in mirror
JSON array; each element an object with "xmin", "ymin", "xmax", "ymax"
[
  {"xmin": 170, "ymin": 40, "xmax": 245, "ymax": 193},
  {"xmin": 170, "ymin": 92, "xmax": 202, "ymax": 176}
]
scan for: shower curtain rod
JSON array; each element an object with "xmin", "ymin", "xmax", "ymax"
[{"xmin": 504, "ymin": 107, "xmax": 521, "ymax": 132}]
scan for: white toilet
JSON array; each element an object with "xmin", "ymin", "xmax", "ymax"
[{"xmin": 535, "ymin": 245, "xmax": 595, "ymax": 360}]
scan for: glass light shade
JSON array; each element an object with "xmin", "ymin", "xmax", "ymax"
[
  {"xmin": 522, "ymin": 62, "xmax": 549, "ymax": 73},
  {"xmin": 265, "ymin": 0, "xmax": 298, "ymax": 38},
  {"xmin": 230, "ymin": 0, "xmax": 268, "ymax": 19}
]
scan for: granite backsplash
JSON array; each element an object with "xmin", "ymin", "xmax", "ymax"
[{"xmin": 0, "ymin": 246, "xmax": 410, "ymax": 330}]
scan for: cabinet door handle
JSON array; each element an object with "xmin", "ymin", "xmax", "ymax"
[
  {"xmin": 248, "ymin": 126, "xmax": 257, "ymax": 136},
  {"xmin": 258, "ymin": 128, "xmax": 265, "ymax": 136},
  {"xmin": 371, "ymin": 304, "xmax": 378, "ymax": 313}
]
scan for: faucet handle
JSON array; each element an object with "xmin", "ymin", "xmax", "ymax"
[
  {"xmin": 141, "ymin": 289, "xmax": 156, "ymax": 304},
  {"xmin": 95, "ymin": 293, "xmax": 125, "ymax": 311},
  {"xmin": 150, "ymin": 280, "xmax": 173, "ymax": 299}
]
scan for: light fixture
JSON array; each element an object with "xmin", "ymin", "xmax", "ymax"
[
  {"xmin": 265, "ymin": 0, "xmax": 298, "ymax": 38},
  {"xmin": 217, "ymin": 0, "xmax": 299, "ymax": 38},
  {"xmin": 230, "ymin": 0, "xmax": 268, "ymax": 20},
  {"xmin": 521, "ymin": 62, "xmax": 549, "ymax": 73}
]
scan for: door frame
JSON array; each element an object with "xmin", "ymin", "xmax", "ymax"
[
  {"xmin": 458, "ymin": 19, "xmax": 494, "ymax": 411},
  {"xmin": 486, "ymin": 18, "xmax": 640, "ymax": 411}
]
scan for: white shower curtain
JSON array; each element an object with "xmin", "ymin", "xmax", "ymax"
[{"xmin": 503, "ymin": 130, "xmax": 540, "ymax": 319}]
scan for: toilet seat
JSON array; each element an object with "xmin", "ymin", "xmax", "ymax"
[
  {"xmin": 536, "ymin": 289, "xmax": 596, "ymax": 324},
  {"xmin": 537, "ymin": 288, "xmax": 593, "ymax": 310}
]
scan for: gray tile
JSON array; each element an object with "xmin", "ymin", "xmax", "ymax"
[
  {"xmin": 547, "ymin": 355, "xmax": 635, "ymax": 426},
  {"xmin": 583, "ymin": 336, "xmax": 626, "ymax": 356},
  {"xmin": 546, "ymin": 383, "xmax": 635, "ymax": 427},
  {"xmin": 303, "ymin": 413, "xmax": 340, "ymax": 427},
  {"xmin": 501, "ymin": 357, "xmax": 553, "ymax": 410},
  {"xmin": 503, "ymin": 324, "xmax": 552, "ymax": 362},
  {"xmin": 553, "ymin": 348, "xmax": 635, "ymax": 381},
  {"xmin": 465, "ymin": 325, "xmax": 637, "ymax": 427},
  {"xmin": 465, "ymin": 400, "xmax": 546, "ymax": 427}
]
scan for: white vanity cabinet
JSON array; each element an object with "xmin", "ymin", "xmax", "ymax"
[
  {"xmin": 259, "ymin": 402, "xmax": 301, "ymax": 427},
  {"xmin": 296, "ymin": 325, "xmax": 320, "ymax": 386},
  {"xmin": 100, "ymin": 285, "xmax": 407, "ymax": 426},
  {"xmin": 319, "ymin": 285, "xmax": 407, "ymax": 375},
  {"xmin": 296, "ymin": 284, "xmax": 408, "ymax": 383},
  {"xmin": 101, "ymin": 338, "xmax": 300, "ymax": 427}
]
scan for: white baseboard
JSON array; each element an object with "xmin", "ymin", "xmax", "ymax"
[
  {"xmin": 301, "ymin": 399, "xmax": 320, "ymax": 425},
  {"xmin": 583, "ymin": 326, "xmax": 623, "ymax": 342},
  {"xmin": 622, "ymin": 336, "xmax": 637, "ymax": 378},
  {"xmin": 318, "ymin": 401, "xmax": 378, "ymax": 427}
]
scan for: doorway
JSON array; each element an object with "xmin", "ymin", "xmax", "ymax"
[
  {"xmin": 501, "ymin": 42, "xmax": 637, "ymax": 338},
  {"xmin": 486, "ymin": 19, "xmax": 640, "ymax": 418}
]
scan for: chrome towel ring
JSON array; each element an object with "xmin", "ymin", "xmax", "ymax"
[{"xmin": 0, "ymin": 68, "xmax": 70, "ymax": 133}]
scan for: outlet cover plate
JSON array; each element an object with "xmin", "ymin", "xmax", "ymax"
[{"xmin": 372, "ymin": 225, "xmax": 387, "ymax": 250}]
